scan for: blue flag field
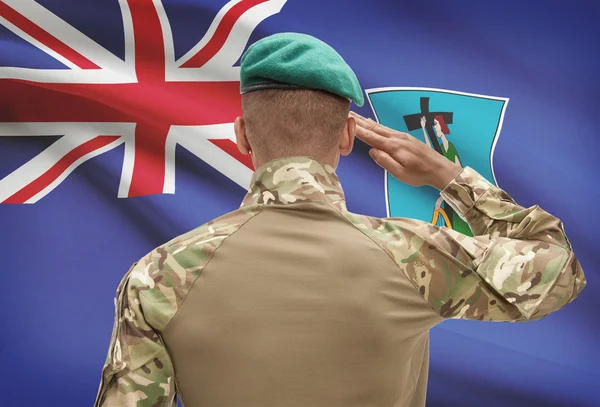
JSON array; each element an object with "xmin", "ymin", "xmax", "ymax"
[{"xmin": 0, "ymin": 1, "xmax": 598, "ymax": 406}]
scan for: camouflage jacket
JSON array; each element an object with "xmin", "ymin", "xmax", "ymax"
[{"xmin": 94, "ymin": 155, "xmax": 586, "ymax": 407}]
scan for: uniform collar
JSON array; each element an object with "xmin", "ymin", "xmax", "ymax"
[{"xmin": 240, "ymin": 155, "xmax": 346, "ymax": 210}]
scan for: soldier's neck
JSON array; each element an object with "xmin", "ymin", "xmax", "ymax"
[{"xmin": 251, "ymin": 151, "xmax": 339, "ymax": 171}]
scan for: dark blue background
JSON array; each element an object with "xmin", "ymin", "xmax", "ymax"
[{"xmin": 0, "ymin": 1, "xmax": 598, "ymax": 406}]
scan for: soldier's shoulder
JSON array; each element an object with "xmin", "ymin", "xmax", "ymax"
[
  {"xmin": 162, "ymin": 205, "xmax": 262, "ymax": 256},
  {"xmin": 341, "ymin": 210, "xmax": 427, "ymax": 241},
  {"xmin": 340, "ymin": 210, "xmax": 449, "ymax": 261},
  {"xmin": 131, "ymin": 205, "xmax": 262, "ymax": 283},
  {"xmin": 123, "ymin": 205, "xmax": 263, "ymax": 329}
]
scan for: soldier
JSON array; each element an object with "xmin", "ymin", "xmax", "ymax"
[{"xmin": 94, "ymin": 33, "xmax": 586, "ymax": 407}]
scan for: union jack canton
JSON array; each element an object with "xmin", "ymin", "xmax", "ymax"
[{"xmin": 0, "ymin": 0, "xmax": 288, "ymax": 204}]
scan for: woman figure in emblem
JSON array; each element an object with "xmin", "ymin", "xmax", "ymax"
[{"xmin": 420, "ymin": 115, "xmax": 473, "ymax": 236}]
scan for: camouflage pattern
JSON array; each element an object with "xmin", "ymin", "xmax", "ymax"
[
  {"xmin": 438, "ymin": 166, "xmax": 586, "ymax": 319},
  {"xmin": 94, "ymin": 206, "xmax": 262, "ymax": 407},
  {"xmin": 239, "ymin": 157, "xmax": 585, "ymax": 321},
  {"xmin": 96, "ymin": 155, "xmax": 586, "ymax": 406},
  {"xmin": 240, "ymin": 156, "xmax": 346, "ymax": 212}
]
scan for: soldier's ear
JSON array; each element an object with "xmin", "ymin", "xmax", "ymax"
[
  {"xmin": 340, "ymin": 116, "xmax": 356, "ymax": 156},
  {"xmin": 234, "ymin": 117, "xmax": 251, "ymax": 155}
]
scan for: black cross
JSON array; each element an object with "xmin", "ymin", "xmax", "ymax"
[
  {"xmin": 403, "ymin": 97, "xmax": 453, "ymax": 155},
  {"xmin": 403, "ymin": 97, "xmax": 457, "ymax": 226}
]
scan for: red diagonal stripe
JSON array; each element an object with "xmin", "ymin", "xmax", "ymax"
[
  {"xmin": 181, "ymin": 0, "xmax": 269, "ymax": 69},
  {"xmin": 0, "ymin": 2, "xmax": 100, "ymax": 69},
  {"xmin": 3, "ymin": 136, "xmax": 119, "ymax": 204},
  {"xmin": 210, "ymin": 139, "xmax": 254, "ymax": 170}
]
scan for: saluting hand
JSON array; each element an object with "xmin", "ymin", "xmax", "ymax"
[{"xmin": 350, "ymin": 111, "xmax": 462, "ymax": 191}]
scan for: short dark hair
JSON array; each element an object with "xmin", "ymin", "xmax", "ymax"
[{"xmin": 242, "ymin": 88, "xmax": 350, "ymax": 160}]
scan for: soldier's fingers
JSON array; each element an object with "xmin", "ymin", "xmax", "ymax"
[
  {"xmin": 350, "ymin": 113, "xmax": 380, "ymax": 131},
  {"xmin": 350, "ymin": 112, "xmax": 387, "ymax": 137},
  {"xmin": 349, "ymin": 110, "xmax": 372, "ymax": 125},
  {"xmin": 355, "ymin": 124, "xmax": 395, "ymax": 152},
  {"xmin": 369, "ymin": 148, "xmax": 405, "ymax": 178},
  {"xmin": 350, "ymin": 111, "xmax": 412, "ymax": 141}
]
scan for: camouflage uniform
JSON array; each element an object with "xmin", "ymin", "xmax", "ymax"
[{"xmin": 95, "ymin": 155, "xmax": 586, "ymax": 407}]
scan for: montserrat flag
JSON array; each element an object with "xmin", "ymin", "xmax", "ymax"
[{"xmin": 0, "ymin": 1, "xmax": 597, "ymax": 406}]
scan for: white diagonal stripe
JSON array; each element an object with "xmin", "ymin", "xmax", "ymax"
[
  {"xmin": 175, "ymin": 0, "xmax": 240, "ymax": 68},
  {"xmin": 166, "ymin": 124, "xmax": 252, "ymax": 193},
  {"xmin": 0, "ymin": 131, "xmax": 123, "ymax": 203},
  {"xmin": 193, "ymin": 0, "xmax": 287, "ymax": 72},
  {"xmin": 3, "ymin": 0, "xmax": 128, "ymax": 73},
  {"xmin": 26, "ymin": 136, "xmax": 124, "ymax": 203},
  {"xmin": 0, "ymin": 15, "xmax": 79, "ymax": 70}
]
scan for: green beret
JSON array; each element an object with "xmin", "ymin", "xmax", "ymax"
[{"xmin": 240, "ymin": 32, "xmax": 364, "ymax": 107}]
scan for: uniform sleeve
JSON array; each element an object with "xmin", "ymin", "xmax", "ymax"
[
  {"xmin": 94, "ymin": 262, "xmax": 177, "ymax": 407},
  {"xmin": 392, "ymin": 166, "xmax": 586, "ymax": 322}
]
